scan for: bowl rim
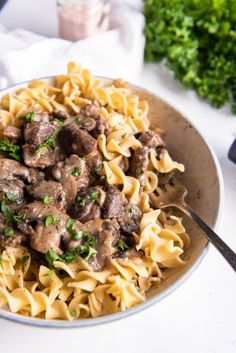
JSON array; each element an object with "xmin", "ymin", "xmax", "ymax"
[{"xmin": 0, "ymin": 76, "xmax": 224, "ymax": 328}]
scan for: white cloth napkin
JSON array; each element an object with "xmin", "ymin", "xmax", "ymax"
[{"xmin": 0, "ymin": 3, "xmax": 144, "ymax": 89}]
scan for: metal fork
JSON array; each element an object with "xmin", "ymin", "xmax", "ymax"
[{"xmin": 151, "ymin": 180, "xmax": 236, "ymax": 271}]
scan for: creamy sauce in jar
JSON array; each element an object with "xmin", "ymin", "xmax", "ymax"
[{"xmin": 57, "ymin": 0, "xmax": 110, "ymax": 41}]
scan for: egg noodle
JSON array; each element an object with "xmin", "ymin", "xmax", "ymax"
[{"xmin": 0, "ymin": 63, "xmax": 189, "ymax": 320}]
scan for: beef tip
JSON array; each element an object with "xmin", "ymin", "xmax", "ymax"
[
  {"xmin": 27, "ymin": 168, "xmax": 45, "ymax": 184},
  {"xmin": 129, "ymin": 146, "xmax": 148, "ymax": 185},
  {"xmin": 88, "ymin": 229, "xmax": 114, "ymax": 271},
  {"xmin": 70, "ymin": 186, "xmax": 106, "ymax": 223},
  {"xmin": 52, "ymin": 110, "xmax": 70, "ymax": 121},
  {"xmin": 102, "ymin": 186, "xmax": 123, "ymax": 219},
  {"xmin": 115, "ymin": 247, "xmax": 143, "ymax": 259},
  {"xmin": 0, "ymin": 230, "xmax": 27, "ymax": 248},
  {"xmin": 118, "ymin": 203, "xmax": 142, "ymax": 234},
  {"xmin": 80, "ymin": 103, "xmax": 100, "ymax": 118},
  {"xmin": 24, "ymin": 121, "xmax": 55, "ymax": 146},
  {"xmin": 3, "ymin": 126, "xmax": 22, "ymax": 142},
  {"xmin": 67, "ymin": 218, "xmax": 116, "ymax": 271},
  {"xmin": 86, "ymin": 150, "xmax": 103, "ymax": 172},
  {"xmin": 32, "ymin": 112, "xmax": 50, "ymax": 123},
  {"xmin": 18, "ymin": 201, "xmax": 69, "ymax": 254},
  {"xmin": 92, "ymin": 116, "xmax": 108, "ymax": 138},
  {"xmin": 58, "ymin": 124, "xmax": 97, "ymax": 157},
  {"xmin": 0, "ymin": 214, "xmax": 26, "ymax": 248},
  {"xmin": 102, "ymin": 219, "xmax": 120, "ymax": 246},
  {"xmin": 23, "ymin": 144, "xmax": 55, "ymax": 169},
  {"xmin": 0, "ymin": 179, "xmax": 24, "ymax": 203},
  {"xmin": 139, "ymin": 130, "xmax": 165, "ymax": 149},
  {"xmin": 0, "ymin": 158, "xmax": 29, "ymax": 180},
  {"xmin": 52, "ymin": 154, "xmax": 89, "ymax": 205},
  {"xmin": 85, "ymin": 150, "xmax": 103, "ymax": 184},
  {"xmin": 26, "ymin": 180, "xmax": 66, "ymax": 210}
]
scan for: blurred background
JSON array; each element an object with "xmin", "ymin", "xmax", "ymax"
[{"xmin": 0, "ymin": 1, "xmax": 235, "ymax": 353}]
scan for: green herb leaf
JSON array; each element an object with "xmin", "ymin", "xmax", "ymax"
[
  {"xmin": 71, "ymin": 166, "xmax": 81, "ymax": 177},
  {"xmin": 44, "ymin": 215, "xmax": 59, "ymax": 226},
  {"xmin": 82, "ymin": 231, "xmax": 96, "ymax": 246},
  {"xmin": 90, "ymin": 191, "xmax": 99, "ymax": 202},
  {"xmin": 116, "ymin": 239, "xmax": 129, "ymax": 252},
  {"xmin": 11, "ymin": 213, "xmax": 26, "ymax": 223},
  {"xmin": 22, "ymin": 255, "xmax": 30, "ymax": 264},
  {"xmin": 74, "ymin": 118, "xmax": 81, "ymax": 125},
  {"xmin": 1, "ymin": 200, "xmax": 12, "ymax": 224},
  {"xmin": 43, "ymin": 270, "xmax": 54, "ymax": 277},
  {"xmin": 43, "ymin": 195, "xmax": 52, "ymax": 204},
  {"xmin": 66, "ymin": 218, "xmax": 81, "ymax": 241},
  {"xmin": 68, "ymin": 308, "xmax": 77, "ymax": 318},
  {"xmin": 45, "ymin": 249, "xmax": 63, "ymax": 267},
  {"xmin": 62, "ymin": 250, "xmax": 76, "ymax": 263},
  {"xmin": 20, "ymin": 112, "xmax": 35, "ymax": 123},
  {"xmin": 0, "ymin": 256, "xmax": 3, "ymax": 268},
  {"xmin": 54, "ymin": 118, "xmax": 64, "ymax": 126},
  {"xmin": 3, "ymin": 228, "xmax": 14, "ymax": 237},
  {"xmin": 76, "ymin": 245, "xmax": 97, "ymax": 261},
  {"xmin": 76, "ymin": 195, "xmax": 85, "ymax": 207},
  {"xmin": 6, "ymin": 193, "xmax": 17, "ymax": 202},
  {"xmin": 36, "ymin": 129, "xmax": 59, "ymax": 152},
  {"xmin": 95, "ymin": 164, "xmax": 103, "ymax": 173},
  {"xmin": 0, "ymin": 139, "xmax": 21, "ymax": 161}
]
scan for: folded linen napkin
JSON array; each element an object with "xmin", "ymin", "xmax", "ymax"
[{"xmin": 0, "ymin": 3, "xmax": 144, "ymax": 89}]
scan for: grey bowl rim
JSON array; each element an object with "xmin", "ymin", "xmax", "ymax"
[{"xmin": 0, "ymin": 76, "xmax": 224, "ymax": 328}]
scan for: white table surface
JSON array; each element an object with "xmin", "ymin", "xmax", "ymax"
[{"xmin": 0, "ymin": 1, "xmax": 235, "ymax": 353}]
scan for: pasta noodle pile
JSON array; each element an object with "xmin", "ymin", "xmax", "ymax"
[{"xmin": 0, "ymin": 62, "xmax": 189, "ymax": 320}]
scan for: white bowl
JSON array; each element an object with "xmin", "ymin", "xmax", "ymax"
[{"xmin": 0, "ymin": 78, "xmax": 224, "ymax": 327}]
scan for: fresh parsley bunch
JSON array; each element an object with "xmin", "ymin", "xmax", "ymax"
[{"xmin": 144, "ymin": 0, "xmax": 236, "ymax": 113}]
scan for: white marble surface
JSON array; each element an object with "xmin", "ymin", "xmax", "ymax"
[{"xmin": 0, "ymin": 1, "xmax": 236, "ymax": 352}]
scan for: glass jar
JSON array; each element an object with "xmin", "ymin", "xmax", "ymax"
[{"xmin": 57, "ymin": 0, "xmax": 110, "ymax": 41}]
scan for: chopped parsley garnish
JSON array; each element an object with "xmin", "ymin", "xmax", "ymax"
[
  {"xmin": 90, "ymin": 191, "xmax": 99, "ymax": 202},
  {"xmin": 54, "ymin": 118, "xmax": 64, "ymax": 126},
  {"xmin": 74, "ymin": 118, "xmax": 81, "ymax": 125},
  {"xmin": 20, "ymin": 112, "xmax": 35, "ymax": 123},
  {"xmin": 71, "ymin": 166, "xmax": 81, "ymax": 177},
  {"xmin": 43, "ymin": 270, "xmax": 54, "ymax": 277},
  {"xmin": 76, "ymin": 245, "xmax": 97, "ymax": 261},
  {"xmin": 43, "ymin": 195, "xmax": 52, "ymax": 204},
  {"xmin": 44, "ymin": 215, "xmax": 59, "ymax": 226},
  {"xmin": 95, "ymin": 164, "xmax": 103, "ymax": 173},
  {"xmin": 66, "ymin": 218, "xmax": 81, "ymax": 241},
  {"xmin": 3, "ymin": 228, "xmax": 14, "ymax": 237},
  {"xmin": 45, "ymin": 244, "xmax": 96, "ymax": 267},
  {"xmin": 45, "ymin": 249, "xmax": 62, "ymax": 267},
  {"xmin": 1, "ymin": 200, "xmax": 12, "ymax": 224},
  {"xmin": 116, "ymin": 239, "xmax": 129, "ymax": 252},
  {"xmin": 0, "ymin": 139, "xmax": 21, "ymax": 161},
  {"xmin": 82, "ymin": 231, "xmax": 96, "ymax": 246},
  {"xmin": 22, "ymin": 255, "xmax": 30, "ymax": 264},
  {"xmin": 35, "ymin": 129, "xmax": 59, "ymax": 152},
  {"xmin": 68, "ymin": 308, "xmax": 77, "ymax": 318},
  {"xmin": 76, "ymin": 195, "xmax": 85, "ymax": 207},
  {"xmin": 6, "ymin": 193, "xmax": 17, "ymax": 202},
  {"xmin": 138, "ymin": 169, "xmax": 144, "ymax": 175},
  {"xmin": 1, "ymin": 200, "xmax": 25, "ymax": 224},
  {"xmin": 11, "ymin": 214, "xmax": 26, "ymax": 223}
]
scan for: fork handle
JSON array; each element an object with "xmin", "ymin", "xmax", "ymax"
[{"xmin": 182, "ymin": 204, "xmax": 236, "ymax": 271}]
